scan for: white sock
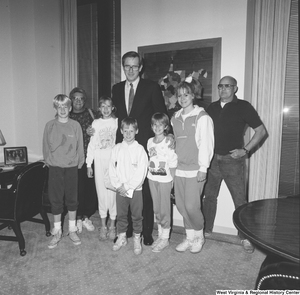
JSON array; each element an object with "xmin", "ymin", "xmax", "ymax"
[
  {"xmin": 69, "ymin": 220, "xmax": 76, "ymax": 232},
  {"xmin": 186, "ymin": 229, "xmax": 195, "ymax": 241},
  {"xmin": 161, "ymin": 228, "xmax": 170, "ymax": 239},
  {"xmin": 54, "ymin": 221, "xmax": 61, "ymax": 230},
  {"xmin": 194, "ymin": 229, "xmax": 204, "ymax": 239},
  {"xmin": 157, "ymin": 224, "xmax": 162, "ymax": 237}
]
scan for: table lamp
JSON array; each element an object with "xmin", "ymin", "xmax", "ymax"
[{"xmin": 0, "ymin": 130, "xmax": 6, "ymax": 146}]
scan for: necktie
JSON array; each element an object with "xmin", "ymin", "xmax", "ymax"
[{"xmin": 128, "ymin": 83, "xmax": 134, "ymax": 115}]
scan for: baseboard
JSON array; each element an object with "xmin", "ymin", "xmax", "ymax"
[
  {"xmin": 212, "ymin": 225, "xmax": 238, "ymax": 236},
  {"xmin": 172, "ymin": 218, "xmax": 238, "ymax": 236}
]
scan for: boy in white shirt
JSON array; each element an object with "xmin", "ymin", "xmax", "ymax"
[{"xmin": 109, "ymin": 117, "xmax": 148, "ymax": 255}]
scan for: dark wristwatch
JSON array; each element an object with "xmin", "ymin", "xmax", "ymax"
[{"xmin": 242, "ymin": 147, "xmax": 249, "ymax": 154}]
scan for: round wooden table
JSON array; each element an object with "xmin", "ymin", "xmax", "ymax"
[{"xmin": 233, "ymin": 196, "xmax": 300, "ymax": 290}]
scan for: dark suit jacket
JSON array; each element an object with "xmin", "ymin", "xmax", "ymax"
[{"xmin": 112, "ymin": 78, "xmax": 167, "ymax": 150}]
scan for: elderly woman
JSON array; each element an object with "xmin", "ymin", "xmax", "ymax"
[{"xmin": 69, "ymin": 87, "xmax": 98, "ymax": 233}]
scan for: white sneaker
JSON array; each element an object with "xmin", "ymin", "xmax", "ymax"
[
  {"xmin": 77, "ymin": 219, "xmax": 83, "ymax": 233},
  {"xmin": 68, "ymin": 231, "xmax": 81, "ymax": 246},
  {"xmin": 152, "ymin": 238, "xmax": 169, "ymax": 253},
  {"xmin": 112, "ymin": 233, "xmax": 127, "ymax": 251},
  {"xmin": 48, "ymin": 228, "xmax": 62, "ymax": 249},
  {"xmin": 133, "ymin": 234, "xmax": 142, "ymax": 255},
  {"xmin": 190, "ymin": 237, "xmax": 205, "ymax": 253},
  {"xmin": 82, "ymin": 218, "xmax": 95, "ymax": 231},
  {"xmin": 152, "ymin": 227, "xmax": 163, "ymax": 249},
  {"xmin": 175, "ymin": 239, "xmax": 193, "ymax": 252},
  {"xmin": 151, "ymin": 237, "xmax": 162, "ymax": 249}
]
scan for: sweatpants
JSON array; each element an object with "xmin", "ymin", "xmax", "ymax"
[
  {"xmin": 94, "ymin": 149, "xmax": 116, "ymax": 220},
  {"xmin": 174, "ymin": 176, "xmax": 204, "ymax": 230},
  {"xmin": 48, "ymin": 166, "xmax": 78, "ymax": 215},
  {"xmin": 148, "ymin": 179, "xmax": 172, "ymax": 229}
]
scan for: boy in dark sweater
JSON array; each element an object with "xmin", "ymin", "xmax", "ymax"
[{"xmin": 43, "ymin": 94, "xmax": 84, "ymax": 249}]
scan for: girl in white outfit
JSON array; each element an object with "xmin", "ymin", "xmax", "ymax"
[{"xmin": 86, "ymin": 96, "xmax": 118, "ymax": 240}]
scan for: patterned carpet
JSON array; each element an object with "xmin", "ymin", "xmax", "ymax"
[{"xmin": 0, "ymin": 213, "xmax": 266, "ymax": 295}]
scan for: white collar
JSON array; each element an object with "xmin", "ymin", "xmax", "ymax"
[{"xmin": 126, "ymin": 77, "xmax": 140, "ymax": 88}]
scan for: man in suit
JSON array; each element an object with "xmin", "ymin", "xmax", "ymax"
[{"xmin": 112, "ymin": 51, "xmax": 169, "ymax": 246}]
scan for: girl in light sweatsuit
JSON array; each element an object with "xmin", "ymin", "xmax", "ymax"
[
  {"xmin": 86, "ymin": 96, "xmax": 118, "ymax": 241},
  {"xmin": 171, "ymin": 77, "xmax": 214, "ymax": 254}
]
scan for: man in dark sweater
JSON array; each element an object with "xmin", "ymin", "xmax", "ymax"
[{"xmin": 203, "ymin": 76, "xmax": 267, "ymax": 253}]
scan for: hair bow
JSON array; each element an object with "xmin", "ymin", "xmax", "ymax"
[{"xmin": 185, "ymin": 76, "xmax": 193, "ymax": 83}]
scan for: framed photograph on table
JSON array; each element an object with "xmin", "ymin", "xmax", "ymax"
[
  {"xmin": 4, "ymin": 146, "xmax": 28, "ymax": 166},
  {"xmin": 138, "ymin": 38, "xmax": 221, "ymax": 117}
]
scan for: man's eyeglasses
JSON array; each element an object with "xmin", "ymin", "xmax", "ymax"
[
  {"xmin": 217, "ymin": 84, "xmax": 235, "ymax": 90},
  {"xmin": 72, "ymin": 97, "xmax": 84, "ymax": 102},
  {"xmin": 124, "ymin": 65, "xmax": 139, "ymax": 71}
]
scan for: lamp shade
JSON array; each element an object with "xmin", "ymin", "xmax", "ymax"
[{"xmin": 0, "ymin": 130, "xmax": 6, "ymax": 146}]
